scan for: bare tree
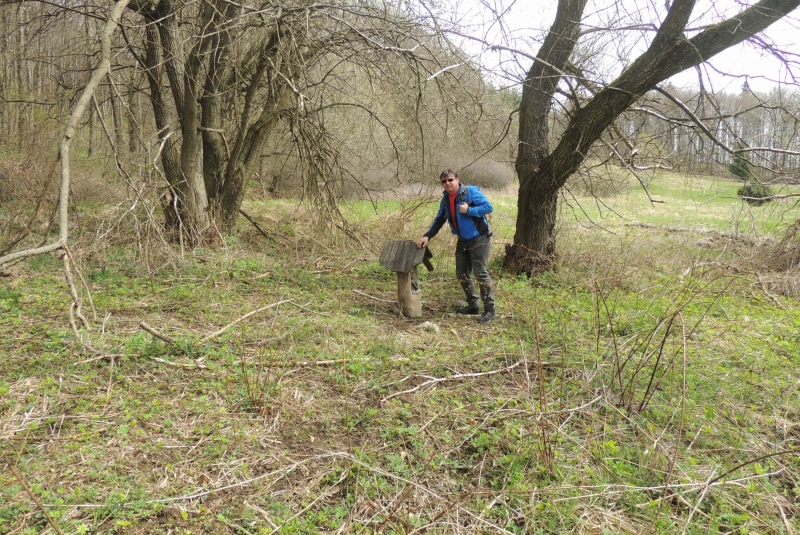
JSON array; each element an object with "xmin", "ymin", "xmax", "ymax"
[
  {"xmin": 118, "ymin": 0, "xmax": 496, "ymax": 241},
  {"xmin": 502, "ymin": 0, "xmax": 800, "ymax": 276}
]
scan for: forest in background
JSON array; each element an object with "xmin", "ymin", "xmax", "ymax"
[{"xmin": 3, "ymin": 0, "xmax": 800, "ymax": 210}]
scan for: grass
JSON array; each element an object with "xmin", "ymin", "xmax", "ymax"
[
  {"xmin": 1, "ymin": 169, "xmax": 799, "ymax": 534},
  {"xmin": 565, "ymin": 170, "xmax": 800, "ymax": 235}
]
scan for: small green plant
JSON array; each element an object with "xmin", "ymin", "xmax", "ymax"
[
  {"xmin": 231, "ymin": 332, "xmax": 286, "ymax": 418},
  {"xmin": 737, "ymin": 183, "xmax": 773, "ymax": 206},
  {"xmin": 729, "ymin": 146, "xmax": 773, "ymax": 205},
  {"xmin": 728, "ymin": 153, "xmax": 754, "ymax": 181}
]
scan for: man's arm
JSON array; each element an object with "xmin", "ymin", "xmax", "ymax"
[{"xmin": 464, "ymin": 187, "xmax": 492, "ymax": 218}]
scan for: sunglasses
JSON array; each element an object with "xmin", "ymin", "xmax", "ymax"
[{"xmin": 440, "ymin": 178, "xmax": 456, "ymax": 183}]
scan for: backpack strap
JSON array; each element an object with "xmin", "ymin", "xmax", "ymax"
[{"xmin": 457, "ymin": 184, "xmax": 468, "ymax": 205}]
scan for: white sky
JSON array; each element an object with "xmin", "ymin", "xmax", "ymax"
[{"xmin": 420, "ymin": 0, "xmax": 800, "ymax": 94}]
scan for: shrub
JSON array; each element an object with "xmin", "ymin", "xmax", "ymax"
[
  {"xmin": 728, "ymin": 152, "xmax": 754, "ymax": 180},
  {"xmin": 458, "ymin": 159, "xmax": 515, "ymax": 190},
  {"xmin": 737, "ymin": 183, "xmax": 773, "ymax": 206},
  {"xmin": 0, "ymin": 158, "xmax": 56, "ymax": 203}
]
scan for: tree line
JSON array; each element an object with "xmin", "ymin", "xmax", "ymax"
[{"xmin": 2, "ymin": 0, "xmax": 800, "ymax": 278}]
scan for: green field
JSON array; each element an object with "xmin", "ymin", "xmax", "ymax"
[{"xmin": 1, "ymin": 171, "xmax": 799, "ymax": 534}]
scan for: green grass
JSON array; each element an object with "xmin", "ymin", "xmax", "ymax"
[
  {"xmin": 1, "ymin": 170, "xmax": 798, "ymax": 534},
  {"xmin": 566, "ymin": 170, "xmax": 800, "ymax": 234}
]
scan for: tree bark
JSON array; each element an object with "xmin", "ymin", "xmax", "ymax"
[
  {"xmin": 218, "ymin": 27, "xmax": 290, "ymax": 231},
  {"xmin": 200, "ymin": 0, "xmax": 237, "ymax": 205},
  {"xmin": 508, "ymin": 0, "xmax": 800, "ymax": 276},
  {"xmin": 141, "ymin": 19, "xmax": 182, "ymax": 232},
  {"xmin": 505, "ymin": 0, "xmax": 588, "ymax": 276}
]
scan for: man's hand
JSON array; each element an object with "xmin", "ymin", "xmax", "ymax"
[
  {"xmin": 416, "ymin": 236, "xmax": 429, "ymax": 249},
  {"xmin": 459, "ymin": 202, "xmax": 469, "ymax": 214}
]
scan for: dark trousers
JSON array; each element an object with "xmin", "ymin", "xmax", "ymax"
[{"xmin": 455, "ymin": 234, "xmax": 494, "ymax": 311}]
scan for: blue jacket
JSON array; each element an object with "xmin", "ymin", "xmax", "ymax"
[{"xmin": 423, "ymin": 184, "xmax": 492, "ymax": 241}]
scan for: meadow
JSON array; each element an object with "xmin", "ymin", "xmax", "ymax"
[{"xmin": 1, "ymin": 170, "xmax": 799, "ymax": 534}]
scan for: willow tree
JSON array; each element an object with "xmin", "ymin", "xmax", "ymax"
[{"xmin": 504, "ymin": 0, "xmax": 800, "ymax": 276}]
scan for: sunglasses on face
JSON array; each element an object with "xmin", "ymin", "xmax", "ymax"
[{"xmin": 441, "ymin": 178, "xmax": 456, "ymax": 183}]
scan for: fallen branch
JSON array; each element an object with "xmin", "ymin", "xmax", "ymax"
[
  {"xmin": 288, "ymin": 300, "xmax": 332, "ymax": 317},
  {"xmin": 239, "ymin": 208, "xmax": 292, "ymax": 247},
  {"xmin": 381, "ymin": 360, "xmax": 552, "ymax": 402},
  {"xmin": 11, "ymin": 466, "xmax": 66, "ymax": 535},
  {"xmin": 152, "ymin": 357, "xmax": 207, "ymax": 369},
  {"xmin": 0, "ymin": 0, "xmax": 130, "ymax": 269},
  {"xmin": 775, "ymin": 496, "xmax": 794, "ymax": 535},
  {"xmin": 139, "ymin": 321, "xmax": 179, "ymax": 345},
  {"xmin": 73, "ymin": 353, "xmax": 115, "ymax": 366},
  {"xmin": 283, "ymin": 358, "xmax": 349, "ymax": 366},
  {"xmin": 353, "ymin": 289, "xmax": 395, "ymax": 303},
  {"xmin": 755, "ymin": 272, "xmax": 785, "ymax": 309},
  {"xmin": 201, "ymin": 299, "xmax": 293, "ymax": 343}
]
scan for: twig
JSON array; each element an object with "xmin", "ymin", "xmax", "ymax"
[
  {"xmin": 681, "ymin": 469, "xmax": 715, "ymax": 535},
  {"xmin": 266, "ymin": 470, "xmax": 350, "ymax": 535},
  {"xmin": 775, "ymin": 496, "xmax": 794, "ymax": 535},
  {"xmin": 74, "ymin": 353, "xmax": 114, "ymax": 365},
  {"xmin": 151, "ymin": 455, "xmax": 332, "ymax": 504},
  {"xmin": 288, "ymin": 300, "xmax": 332, "ymax": 317},
  {"xmin": 283, "ymin": 358, "xmax": 349, "ymax": 367},
  {"xmin": 11, "ymin": 466, "xmax": 66, "ymax": 535},
  {"xmin": 532, "ymin": 287, "xmax": 554, "ymax": 473},
  {"xmin": 63, "ymin": 251, "xmax": 90, "ymax": 331},
  {"xmin": 643, "ymin": 313, "xmax": 687, "ymax": 535},
  {"xmin": 333, "ymin": 451, "xmax": 517, "ymax": 535},
  {"xmin": 755, "ymin": 272, "xmax": 784, "ymax": 309},
  {"xmin": 217, "ymin": 516, "xmax": 254, "ymax": 535},
  {"xmin": 152, "ymin": 357, "xmax": 207, "ymax": 369},
  {"xmin": 200, "ymin": 299, "xmax": 293, "ymax": 342},
  {"xmin": 706, "ymin": 450, "xmax": 795, "ymax": 486},
  {"xmin": 139, "ymin": 321, "xmax": 178, "ymax": 345},
  {"xmin": 244, "ymin": 501, "xmax": 279, "ymax": 530},
  {"xmin": 353, "ymin": 289, "xmax": 395, "ymax": 303},
  {"xmin": 68, "ymin": 247, "xmax": 97, "ymax": 322},
  {"xmin": 381, "ymin": 360, "xmax": 551, "ymax": 402}
]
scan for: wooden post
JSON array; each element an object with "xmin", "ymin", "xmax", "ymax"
[
  {"xmin": 396, "ymin": 266, "xmax": 422, "ymax": 318},
  {"xmin": 379, "ymin": 240, "xmax": 433, "ymax": 319}
]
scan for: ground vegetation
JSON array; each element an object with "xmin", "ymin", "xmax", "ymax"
[{"xmin": 1, "ymin": 170, "xmax": 799, "ymax": 534}]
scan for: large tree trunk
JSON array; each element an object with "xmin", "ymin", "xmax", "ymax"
[
  {"xmin": 507, "ymin": 0, "xmax": 800, "ymax": 276},
  {"xmin": 132, "ymin": 0, "xmax": 290, "ymax": 236},
  {"xmin": 141, "ymin": 18, "xmax": 183, "ymax": 233},
  {"xmin": 505, "ymin": 0, "xmax": 588, "ymax": 275},
  {"xmin": 217, "ymin": 27, "xmax": 289, "ymax": 231},
  {"xmin": 504, "ymin": 186, "xmax": 558, "ymax": 276},
  {"xmin": 200, "ymin": 0, "xmax": 237, "ymax": 207}
]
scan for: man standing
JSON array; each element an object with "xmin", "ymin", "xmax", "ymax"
[{"xmin": 416, "ymin": 169, "xmax": 495, "ymax": 323}]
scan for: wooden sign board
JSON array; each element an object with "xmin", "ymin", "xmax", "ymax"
[{"xmin": 379, "ymin": 241, "xmax": 434, "ymax": 318}]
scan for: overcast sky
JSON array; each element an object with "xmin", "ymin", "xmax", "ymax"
[{"xmin": 421, "ymin": 0, "xmax": 800, "ymax": 94}]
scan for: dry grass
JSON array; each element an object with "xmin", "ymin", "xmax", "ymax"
[{"xmin": 1, "ymin": 180, "xmax": 799, "ymax": 534}]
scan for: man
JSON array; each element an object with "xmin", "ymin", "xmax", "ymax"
[{"xmin": 416, "ymin": 169, "xmax": 495, "ymax": 323}]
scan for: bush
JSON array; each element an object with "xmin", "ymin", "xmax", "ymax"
[
  {"xmin": 737, "ymin": 183, "xmax": 773, "ymax": 206},
  {"xmin": 458, "ymin": 159, "xmax": 515, "ymax": 190},
  {"xmin": 729, "ymin": 158, "xmax": 753, "ymax": 180},
  {"xmin": 0, "ymin": 158, "xmax": 56, "ymax": 203}
]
